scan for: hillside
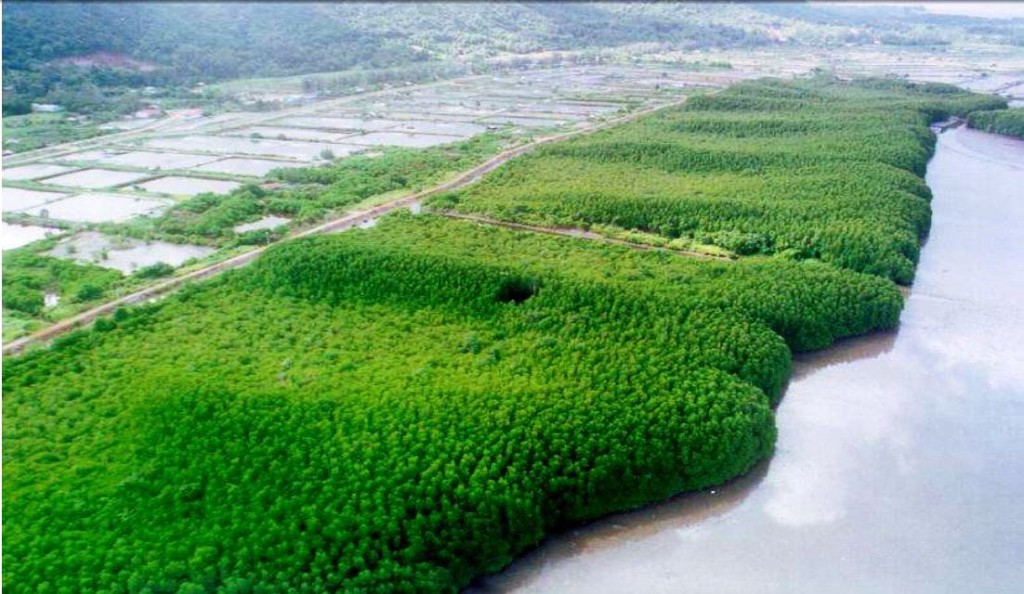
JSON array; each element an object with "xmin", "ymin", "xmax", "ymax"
[
  {"xmin": 1, "ymin": 2, "xmax": 767, "ymax": 82},
  {"xmin": 0, "ymin": 2, "xmax": 770, "ymax": 116},
  {"xmin": 5, "ymin": 1, "xmax": 1022, "ymax": 116}
]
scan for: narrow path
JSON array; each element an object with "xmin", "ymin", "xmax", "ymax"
[
  {"xmin": 432, "ymin": 210, "xmax": 735, "ymax": 261},
  {"xmin": 3, "ymin": 97, "xmax": 691, "ymax": 356}
]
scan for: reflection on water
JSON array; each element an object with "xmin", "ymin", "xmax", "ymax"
[
  {"xmin": 790, "ymin": 330, "xmax": 897, "ymax": 381},
  {"xmin": 468, "ymin": 461, "xmax": 772, "ymax": 593},
  {"xmin": 465, "ymin": 127, "xmax": 1024, "ymax": 593}
]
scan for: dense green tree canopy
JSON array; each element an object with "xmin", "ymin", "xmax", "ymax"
[
  {"xmin": 433, "ymin": 76, "xmax": 1005, "ymax": 284},
  {"xmin": 3, "ymin": 211, "xmax": 903, "ymax": 592},
  {"xmin": 2, "ymin": 77, "xmax": 1003, "ymax": 592},
  {"xmin": 967, "ymin": 108, "xmax": 1024, "ymax": 138},
  {"xmin": 1, "ymin": 1, "xmax": 771, "ymax": 103}
]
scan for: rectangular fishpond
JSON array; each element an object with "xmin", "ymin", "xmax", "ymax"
[
  {"xmin": 479, "ymin": 115, "xmax": 566, "ymax": 127},
  {"xmin": 271, "ymin": 116, "xmax": 402, "ymax": 132},
  {"xmin": 137, "ymin": 177, "xmax": 242, "ymax": 197},
  {"xmin": 346, "ymin": 132, "xmax": 465, "ymax": 148},
  {"xmin": 386, "ymin": 121, "xmax": 486, "ymax": 136},
  {"xmin": 2, "ymin": 164, "xmax": 76, "ymax": 181},
  {"xmin": 228, "ymin": 127, "xmax": 354, "ymax": 143},
  {"xmin": 55, "ymin": 150, "xmax": 118, "ymax": 163},
  {"xmin": 48, "ymin": 231, "xmax": 216, "ymax": 274},
  {"xmin": 192, "ymin": 158, "xmax": 307, "ymax": 177},
  {"xmin": 2, "ymin": 222, "xmax": 63, "ymax": 251},
  {"xmin": 20, "ymin": 193, "xmax": 171, "ymax": 223},
  {"xmin": 145, "ymin": 135, "xmax": 364, "ymax": 161},
  {"xmin": 41, "ymin": 169, "xmax": 153, "ymax": 190},
  {"xmin": 3, "ymin": 187, "xmax": 70, "ymax": 212},
  {"xmin": 98, "ymin": 151, "xmax": 223, "ymax": 170}
]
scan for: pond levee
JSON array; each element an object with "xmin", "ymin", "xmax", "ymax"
[{"xmin": 465, "ymin": 126, "xmax": 1024, "ymax": 594}]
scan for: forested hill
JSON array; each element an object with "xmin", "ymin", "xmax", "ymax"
[
  {"xmin": 1, "ymin": 2, "xmax": 769, "ymax": 81},
  {"xmin": 7, "ymin": 1, "xmax": 1022, "ymax": 83},
  {"xmin": 5, "ymin": 1, "xmax": 1021, "ymax": 116}
]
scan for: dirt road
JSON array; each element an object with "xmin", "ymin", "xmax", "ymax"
[{"xmin": 432, "ymin": 210, "xmax": 734, "ymax": 261}]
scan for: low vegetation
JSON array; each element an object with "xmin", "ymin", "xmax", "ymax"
[{"xmin": 2, "ymin": 245, "xmax": 122, "ymax": 317}]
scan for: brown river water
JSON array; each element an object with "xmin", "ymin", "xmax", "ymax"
[{"xmin": 466, "ymin": 127, "xmax": 1024, "ymax": 593}]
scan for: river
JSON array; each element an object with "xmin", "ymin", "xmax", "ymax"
[{"xmin": 466, "ymin": 126, "xmax": 1024, "ymax": 593}]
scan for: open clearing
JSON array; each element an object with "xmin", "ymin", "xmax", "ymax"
[
  {"xmin": 2, "ymin": 187, "xmax": 69, "ymax": 212},
  {"xmin": 137, "ymin": 176, "xmax": 242, "ymax": 196},
  {"xmin": 48, "ymin": 230, "xmax": 216, "ymax": 274},
  {"xmin": 1, "ymin": 222, "xmax": 62, "ymax": 251},
  {"xmin": 41, "ymin": 168, "xmax": 152, "ymax": 189},
  {"xmin": 19, "ymin": 192, "xmax": 171, "ymax": 223}
]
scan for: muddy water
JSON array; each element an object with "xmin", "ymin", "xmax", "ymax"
[{"xmin": 466, "ymin": 126, "xmax": 1024, "ymax": 593}]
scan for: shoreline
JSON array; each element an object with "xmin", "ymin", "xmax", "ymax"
[{"xmin": 460, "ymin": 122, "xmax": 1024, "ymax": 594}]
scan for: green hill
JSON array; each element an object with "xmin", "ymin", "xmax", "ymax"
[
  {"xmin": 2, "ymin": 2, "xmax": 769, "ymax": 83},
  {"xmin": 5, "ymin": 1, "xmax": 1021, "ymax": 115}
]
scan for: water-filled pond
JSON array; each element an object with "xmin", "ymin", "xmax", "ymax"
[
  {"xmin": 1, "ymin": 222, "xmax": 63, "ymax": 251},
  {"xmin": 42, "ymin": 168, "xmax": 151, "ymax": 189},
  {"xmin": 48, "ymin": 231, "xmax": 216, "ymax": 274},
  {"xmin": 20, "ymin": 193, "xmax": 171, "ymax": 223},
  {"xmin": 192, "ymin": 158, "xmax": 307, "ymax": 177},
  {"xmin": 137, "ymin": 176, "xmax": 241, "ymax": 197},
  {"xmin": 1, "ymin": 163, "xmax": 75, "ymax": 181},
  {"xmin": 2, "ymin": 187, "xmax": 69, "ymax": 212},
  {"xmin": 99, "ymin": 151, "xmax": 223, "ymax": 170}
]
